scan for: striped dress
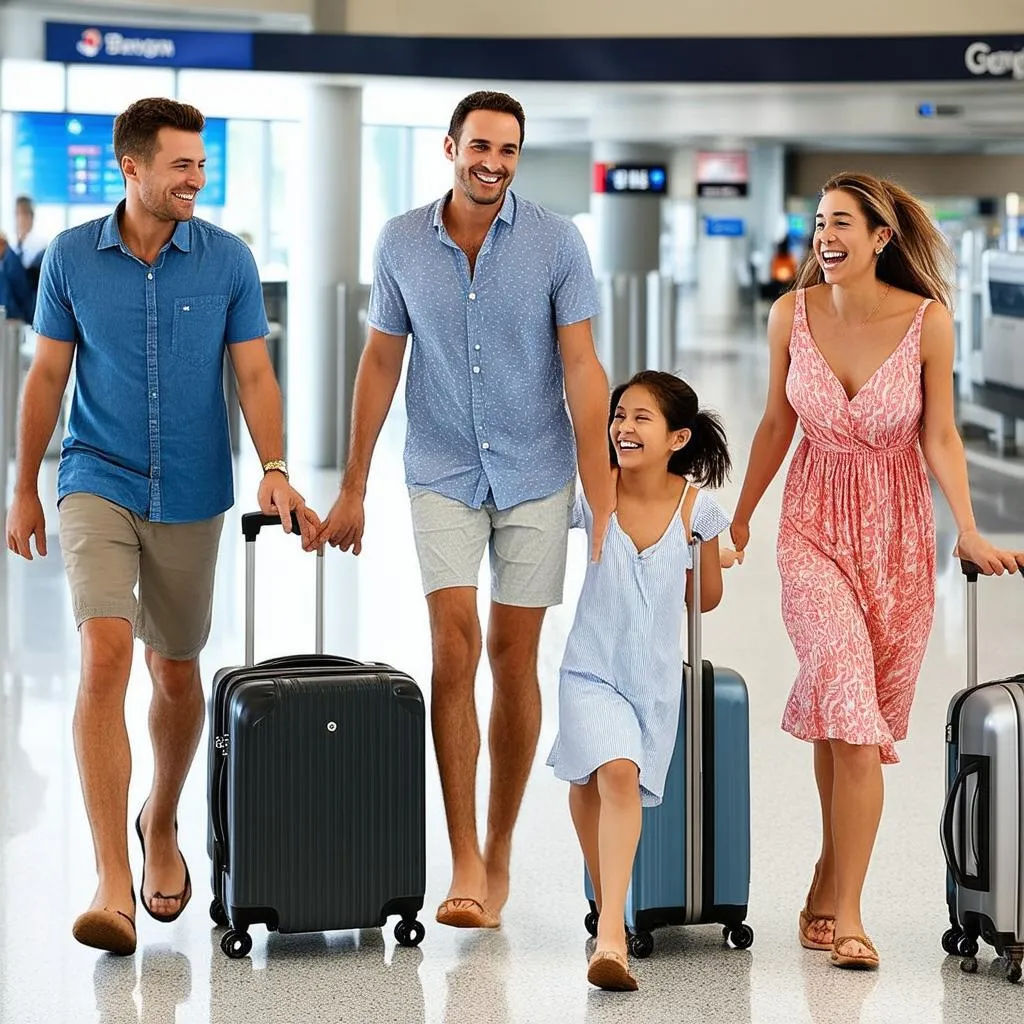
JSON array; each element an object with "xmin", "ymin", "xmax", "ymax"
[{"xmin": 546, "ymin": 483, "xmax": 731, "ymax": 806}]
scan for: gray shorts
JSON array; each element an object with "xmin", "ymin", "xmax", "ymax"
[
  {"xmin": 409, "ymin": 481, "xmax": 574, "ymax": 608},
  {"xmin": 58, "ymin": 492, "xmax": 224, "ymax": 660}
]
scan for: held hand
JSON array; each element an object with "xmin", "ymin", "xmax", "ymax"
[
  {"xmin": 313, "ymin": 487, "xmax": 366, "ymax": 555},
  {"xmin": 730, "ymin": 520, "xmax": 750, "ymax": 554},
  {"xmin": 720, "ymin": 546, "xmax": 745, "ymax": 569},
  {"xmin": 955, "ymin": 529, "xmax": 1024, "ymax": 576},
  {"xmin": 5, "ymin": 491, "xmax": 48, "ymax": 560},
  {"xmin": 257, "ymin": 472, "xmax": 322, "ymax": 552},
  {"xmin": 588, "ymin": 467, "xmax": 618, "ymax": 564}
]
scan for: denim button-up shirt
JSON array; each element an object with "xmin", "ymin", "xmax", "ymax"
[
  {"xmin": 367, "ymin": 191, "xmax": 601, "ymax": 511},
  {"xmin": 34, "ymin": 204, "xmax": 269, "ymax": 523}
]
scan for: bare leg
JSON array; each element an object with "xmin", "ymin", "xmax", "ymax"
[
  {"xmin": 483, "ymin": 602, "xmax": 545, "ymax": 916},
  {"xmin": 804, "ymin": 741, "xmax": 837, "ymax": 945},
  {"xmin": 830, "ymin": 740, "xmax": 883, "ymax": 960},
  {"xmin": 73, "ymin": 618, "xmax": 136, "ymax": 921},
  {"xmin": 594, "ymin": 759, "xmax": 642, "ymax": 960},
  {"xmin": 568, "ymin": 777, "xmax": 602, "ymax": 913},
  {"xmin": 426, "ymin": 587, "xmax": 488, "ymax": 909},
  {"xmin": 137, "ymin": 649, "xmax": 203, "ymax": 917}
]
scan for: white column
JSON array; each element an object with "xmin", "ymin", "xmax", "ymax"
[{"xmin": 287, "ymin": 83, "xmax": 362, "ymax": 469}]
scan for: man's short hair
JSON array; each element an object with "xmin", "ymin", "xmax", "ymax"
[
  {"xmin": 113, "ymin": 97, "xmax": 205, "ymax": 168},
  {"xmin": 448, "ymin": 91, "xmax": 526, "ymax": 149}
]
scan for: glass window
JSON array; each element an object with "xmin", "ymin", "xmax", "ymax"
[
  {"xmin": 267, "ymin": 120, "xmax": 298, "ymax": 279},
  {"xmin": 0, "ymin": 60, "xmax": 65, "ymax": 113},
  {"xmin": 360, "ymin": 125, "xmax": 410, "ymax": 283},
  {"xmin": 176, "ymin": 71, "xmax": 304, "ymax": 122},
  {"xmin": 218, "ymin": 119, "xmax": 264, "ymax": 259},
  {"xmin": 65, "ymin": 65, "xmax": 176, "ymax": 114},
  {"xmin": 410, "ymin": 127, "xmax": 452, "ymax": 209}
]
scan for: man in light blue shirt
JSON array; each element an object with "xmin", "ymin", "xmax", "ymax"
[
  {"xmin": 5, "ymin": 98, "xmax": 319, "ymax": 956},
  {"xmin": 317, "ymin": 91, "xmax": 613, "ymax": 929}
]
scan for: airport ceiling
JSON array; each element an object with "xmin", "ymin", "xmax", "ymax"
[{"xmin": 355, "ymin": 76, "xmax": 1024, "ymax": 154}]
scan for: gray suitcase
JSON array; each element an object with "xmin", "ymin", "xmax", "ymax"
[
  {"xmin": 940, "ymin": 558, "xmax": 1024, "ymax": 984},
  {"xmin": 206, "ymin": 512, "xmax": 427, "ymax": 959}
]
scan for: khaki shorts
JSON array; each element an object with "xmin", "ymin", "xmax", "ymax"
[
  {"xmin": 58, "ymin": 492, "xmax": 224, "ymax": 660},
  {"xmin": 409, "ymin": 481, "xmax": 574, "ymax": 608}
]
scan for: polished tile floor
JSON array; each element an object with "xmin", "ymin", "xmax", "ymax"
[{"xmin": 2, "ymin": 337, "xmax": 1023, "ymax": 1023}]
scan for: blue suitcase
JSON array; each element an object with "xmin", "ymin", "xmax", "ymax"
[{"xmin": 584, "ymin": 536, "xmax": 753, "ymax": 957}]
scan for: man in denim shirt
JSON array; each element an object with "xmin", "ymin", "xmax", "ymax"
[
  {"xmin": 5, "ymin": 98, "xmax": 319, "ymax": 956},
  {"xmin": 318, "ymin": 92, "xmax": 614, "ymax": 928}
]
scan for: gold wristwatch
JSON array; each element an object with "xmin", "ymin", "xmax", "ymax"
[{"xmin": 262, "ymin": 459, "xmax": 289, "ymax": 480}]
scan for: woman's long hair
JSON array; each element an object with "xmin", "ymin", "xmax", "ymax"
[
  {"xmin": 609, "ymin": 370, "xmax": 731, "ymax": 488},
  {"xmin": 794, "ymin": 172, "xmax": 955, "ymax": 309}
]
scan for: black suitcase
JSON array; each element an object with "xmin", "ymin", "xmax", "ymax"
[{"xmin": 206, "ymin": 512, "xmax": 427, "ymax": 959}]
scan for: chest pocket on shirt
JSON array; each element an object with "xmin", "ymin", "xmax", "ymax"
[{"xmin": 172, "ymin": 294, "xmax": 229, "ymax": 366}]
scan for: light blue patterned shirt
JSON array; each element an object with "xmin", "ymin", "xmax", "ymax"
[{"xmin": 367, "ymin": 190, "xmax": 601, "ymax": 511}]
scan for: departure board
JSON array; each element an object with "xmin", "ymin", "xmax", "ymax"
[{"xmin": 12, "ymin": 111, "xmax": 226, "ymax": 207}]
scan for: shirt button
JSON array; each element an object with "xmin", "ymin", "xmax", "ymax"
[
  {"xmin": 474, "ymin": 344, "xmax": 481, "ymax": 351},
  {"xmin": 473, "ymin": 366, "xmax": 480, "ymax": 374},
  {"xmin": 147, "ymin": 273, "xmax": 153, "ymax": 280},
  {"xmin": 481, "ymin": 442, "xmax": 490, "ymax": 450},
  {"xmin": 469, "ymin": 292, "xmax": 476, "ymax": 300}
]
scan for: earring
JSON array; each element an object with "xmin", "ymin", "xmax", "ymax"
[{"xmin": 875, "ymin": 247, "xmax": 884, "ymax": 255}]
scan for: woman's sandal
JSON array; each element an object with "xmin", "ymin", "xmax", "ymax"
[
  {"xmin": 831, "ymin": 935, "xmax": 880, "ymax": 970},
  {"xmin": 799, "ymin": 864, "xmax": 835, "ymax": 951},
  {"xmin": 587, "ymin": 950, "xmax": 638, "ymax": 992}
]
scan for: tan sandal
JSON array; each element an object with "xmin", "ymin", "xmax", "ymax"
[
  {"xmin": 799, "ymin": 864, "xmax": 835, "ymax": 951},
  {"xmin": 587, "ymin": 950, "xmax": 638, "ymax": 992},
  {"xmin": 831, "ymin": 934, "xmax": 880, "ymax": 970},
  {"xmin": 435, "ymin": 897, "xmax": 500, "ymax": 929},
  {"xmin": 72, "ymin": 892, "xmax": 137, "ymax": 957}
]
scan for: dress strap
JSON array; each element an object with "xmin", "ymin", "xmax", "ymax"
[
  {"xmin": 790, "ymin": 288, "xmax": 808, "ymax": 351},
  {"xmin": 909, "ymin": 297, "xmax": 934, "ymax": 359}
]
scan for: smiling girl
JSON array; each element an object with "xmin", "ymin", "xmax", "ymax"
[
  {"xmin": 546, "ymin": 370, "xmax": 738, "ymax": 992},
  {"xmin": 730, "ymin": 172, "xmax": 1024, "ymax": 971}
]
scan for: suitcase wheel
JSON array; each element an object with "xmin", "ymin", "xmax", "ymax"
[
  {"xmin": 960, "ymin": 957, "xmax": 979, "ymax": 975},
  {"xmin": 628, "ymin": 931, "xmax": 654, "ymax": 959},
  {"xmin": 394, "ymin": 919, "xmax": 425, "ymax": 948},
  {"xmin": 941, "ymin": 927, "xmax": 963, "ymax": 956},
  {"xmin": 221, "ymin": 929, "xmax": 253, "ymax": 959},
  {"xmin": 210, "ymin": 898, "xmax": 230, "ymax": 929},
  {"xmin": 957, "ymin": 935, "xmax": 979, "ymax": 959},
  {"xmin": 584, "ymin": 911, "xmax": 599, "ymax": 938},
  {"xmin": 726, "ymin": 924, "xmax": 754, "ymax": 951}
]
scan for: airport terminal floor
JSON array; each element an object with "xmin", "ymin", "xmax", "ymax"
[{"xmin": 1, "ymin": 327, "xmax": 1023, "ymax": 1023}]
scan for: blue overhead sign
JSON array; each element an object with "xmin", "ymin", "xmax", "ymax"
[{"xmin": 45, "ymin": 22, "xmax": 253, "ymax": 70}]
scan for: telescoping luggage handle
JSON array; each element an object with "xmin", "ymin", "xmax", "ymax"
[
  {"xmin": 241, "ymin": 512, "xmax": 324, "ymax": 667},
  {"xmin": 684, "ymin": 534, "xmax": 705, "ymax": 926},
  {"xmin": 960, "ymin": 559, "xmax": 1024, "ymax": 688}
]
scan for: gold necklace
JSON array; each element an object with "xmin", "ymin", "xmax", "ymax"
[{"xmin": 859, "ymin": 284, "xmax": 891, "ymax": 327}]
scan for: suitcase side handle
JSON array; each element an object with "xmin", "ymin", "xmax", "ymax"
[{"xmin": 940, "ymin": 755, "xmax": 990, "ymax": 893}]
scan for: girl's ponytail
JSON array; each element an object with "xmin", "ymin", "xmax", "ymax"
[{"xmin": 670, "ymin": 408, "xmax": 731, "ymax": 488}]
